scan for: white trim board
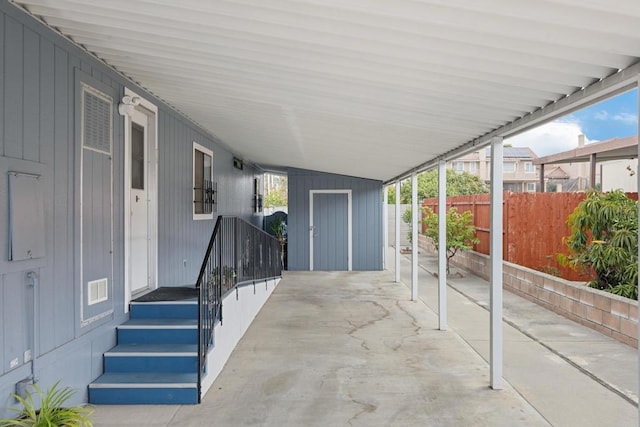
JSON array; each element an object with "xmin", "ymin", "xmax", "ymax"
[
  {"xmin": 123, "ymin": 87, "xmax": 159, "ymax": 313},
  {"xmin": 309, "ymin": 189, "xmax": 352, "ymax": 271},
  {"xmin": 79, "ymin": 82, "xmax": 115, "ymax": 327}
]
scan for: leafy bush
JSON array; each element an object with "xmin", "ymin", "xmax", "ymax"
[
  {"xmin": 402, "ymin": 207, "xmax": 414, "ymax": 243},
  {"xmin": 394, "ymin": 169, "xmax": 488, "ymax": 204},
  {"xmin": 0, "ymin": 381, "xmax": 93, "ymax": 427},
  {"xmin": 422, "ymin": 207, "xmax": 479, "ymax": 274},
  {"xmin": 561, "ymin": 190, "xmax": 638, "ymax": 299}
]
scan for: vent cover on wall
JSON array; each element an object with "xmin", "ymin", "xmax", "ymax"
[
  {"xmin": 233, "ymin": 157, "xmax": 243, "ymax": 170},
  {"xmin": 82, "ymin": 83, "xmax": 113, "ymax": 154},
  {"xmin": 88, "ymin": 278, "xmax": 108, "ymax": 305}
]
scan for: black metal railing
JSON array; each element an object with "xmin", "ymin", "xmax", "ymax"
[
  {"xmin": 194, "ymin": 179, "xmax": 217, "ymax": 214},
  {"xmin": 195, "ymin": 216, "xmax": 283, "ymax": 401}
]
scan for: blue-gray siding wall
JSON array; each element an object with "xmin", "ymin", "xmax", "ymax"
[
  {"xmin": 287, "ymin": 168, "xmax": 383, "ymax": 271},
  {"xmin": 0, "ymin": 2, "xmax": 260, "ymax": 415},
  {"xmin": 156, "ymin": 111, "xmax": 260, "ymax": 286}
]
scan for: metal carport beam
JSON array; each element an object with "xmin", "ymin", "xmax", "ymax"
[
  {"xmin": 438, "ymin": 160, "xmax": 447, "ymax": 331},
  {"xmin": 411, "ymin": 172, "xmax": 418, "ymax": 301},
  {"xmin": 490, "ymin": 136, "xmax": 504, "ymax": 390},
  {"xmin": 395, "ymin": 181, "xmax": 401, "ymax": 283},
  {"xmin": 636, "ymin": 75, "xmax": 640, "ymax": 427},
  {"xmin": 590, "ymin": 153, "xmax": 597, "ymax": 189},
  {"xmin": 383, "ymin": 185, "xmax": 388, "ymax": 270},
  {"xmin": 384, "ymin": 61, "xmax": 640, "ymax": 186}
]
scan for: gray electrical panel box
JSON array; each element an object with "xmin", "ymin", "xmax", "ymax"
[{"xmin": 8, "ymin": 172, "xmax": 45, "ymax": 261}]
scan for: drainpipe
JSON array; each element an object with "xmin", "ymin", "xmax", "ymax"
[{"xmin": 26, "ymin": 271, "xmax": 38, "ymax": 384}]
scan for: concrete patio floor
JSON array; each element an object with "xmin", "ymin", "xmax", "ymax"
[
  {"xmin": 396, "ymin": 248, "xmax": 637, "ymax": 427},
  {"xmin": 91, "ymin": 250, "xmax": 638, "ymax": 426}
]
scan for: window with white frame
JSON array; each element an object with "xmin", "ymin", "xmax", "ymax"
[
  {"xmin": 526, "ymin": 182, "xmax": 536, "ymax": 192},
  {"xmin": 467, "ymin": 161, "xmax": 477, "ymax": 173},
  {"xmin": 524, "ymin": 161, "xmax": 535, "ymax": 173},
  {"xmin": 503, "ymin": 161, "xmax": 516, "ymax": 173},
  {"xmin": 452, "ymin": 161, "xmax": 464, "ymax": 172},
  {"xmin": 193, "ymin": 142, "xmax": 215, "ymax": 220}
]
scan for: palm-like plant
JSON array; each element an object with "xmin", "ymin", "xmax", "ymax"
[{"xmin": 0, "ymin": 381, "xmax": 93, "ymax": 427}]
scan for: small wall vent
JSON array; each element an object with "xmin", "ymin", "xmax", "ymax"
[
  {"xmin": 81, "ymin": 83, "xmax": 113, "ymax": 154},
  {"xmin": 88, "ymin": 278, "xmax": 108, "ymax": 305}
]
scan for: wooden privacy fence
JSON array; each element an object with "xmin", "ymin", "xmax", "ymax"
[{"xmin": 421, "ymin": 192, "xmax": 638, "ymax": 281}]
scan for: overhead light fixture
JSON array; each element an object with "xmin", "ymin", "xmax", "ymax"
[{"xmin": 118, "ymin": 95, "xmax": 140, "ymax": 116}]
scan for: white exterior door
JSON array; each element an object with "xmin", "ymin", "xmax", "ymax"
[{"xmin": 129, "ymin": 109, "xmax": 149, "ymax": 295}]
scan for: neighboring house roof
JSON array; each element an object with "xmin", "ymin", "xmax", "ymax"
[
  {"xmin": 457, "ymin": 146, "xmax": 539, "ymax": 161},
  {"xmin": 534, "ymin": 136, "xmax": 638, "ymax": 165},
  {"xmin": 545, "ymin": 166, "xmax": 570, "ymax": 179},
  {"xmin": 485, "ymin": 146, "xmax": 538, "ymax": 159}
]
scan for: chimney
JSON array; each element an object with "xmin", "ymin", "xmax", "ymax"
[{"xmin": 578, "ymin": 134, "xmax": 585, "ymax": 147}]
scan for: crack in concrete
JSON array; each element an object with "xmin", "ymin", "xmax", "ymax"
[
  {"xmin": 346, "ymin": 300, "xmax": 391, "ymax": 335},
  {"xmin": 346, "ymin": 319, "xmax": 371, "ymax": 351},
  {"xmin": 392, "ymin": 300, "xmax": 423, "ymax": 351},
  {"xmin": 347, "ymin": 398, "xmax": 377, "ymax": 426},
  {"xmin": 346, "ymin": 300, "xmax": 391, "ymax": 352}
]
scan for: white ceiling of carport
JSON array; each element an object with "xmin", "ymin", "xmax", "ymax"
[{"xmin": 12, "ymin": 0, "xmax": 640, "ymax": 182}]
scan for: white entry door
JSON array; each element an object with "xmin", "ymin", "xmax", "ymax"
[{"xmin": 129, "ymin": 109, "xmax": 150, "ymax": 295}]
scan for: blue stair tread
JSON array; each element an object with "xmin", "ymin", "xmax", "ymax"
[
  {"xmin": 130, "ymin": 299, "xmax": 197, "ymax": 305},
  {"xmin": 119, "ymin": 318, "xmax": 197, "ymax": 328},
  {"xmin": 90, "ymin": 372, "xmax": 197, "ymax": 387},
  {"xmin": 106, "ymin": 344, "xmax": 197, "ymax": 355}
]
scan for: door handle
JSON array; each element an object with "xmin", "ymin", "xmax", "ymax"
[{"xmin": 135, "ymin": 195, "xmax": 140, "ymax": 202}]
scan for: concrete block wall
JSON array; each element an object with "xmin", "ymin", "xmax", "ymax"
[
  {"xmin": 387, "ymin": 204, "xmax": 411, "ymax": 248},
  {"xmin": 418, "ymin": 235, "xmax": 639, "ymax": 348}
]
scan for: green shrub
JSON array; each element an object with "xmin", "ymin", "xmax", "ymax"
[
  {"xmin": 0, "ymin": 381, "xmax": 93, "ymax": 427},
  {"xmin": 423, "ymin": 207, "xmax": 479, "ymax": 274},
  {"xmin": 561, "ymin": 190, "xmax": 638, "ymax": 299},
  {"xmin": 402, "ymin": 207, "xmax": 413, "ymax": 243}
]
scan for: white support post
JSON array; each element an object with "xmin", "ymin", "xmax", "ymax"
[
  {"xmin": 395, "ymin": 181, "xmax": 401, "ymax": 283},
  {"xmin": 383, "ymin": 186, "xmax": 388, "ymax": 270},
  {"xmin": 636, "ymin": 76, "xmax": 640, "ymax": 427},
  {"xmin": 411, "ymin": 172, "xmax": 418, "ymax": 301},
  {"xmin": 438, "ymin": 160, "xmax": 447, "ymax": 331},
  {"xmin": 490, "ymin": 136, "xmax": 504, "ymax": 390}
]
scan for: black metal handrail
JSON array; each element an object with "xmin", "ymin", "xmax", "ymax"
[{"xmin": 195, "ymin": 216, "xmax": 283, "ymax": 402}]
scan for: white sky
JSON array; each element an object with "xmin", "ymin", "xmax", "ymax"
[
  {"xmin": 506, "ymin": 89, "xmax": 638, "ymax": 158},
  {"xmin": 506, "ymin": 120, "xmax": 591, "ymax": 157}
]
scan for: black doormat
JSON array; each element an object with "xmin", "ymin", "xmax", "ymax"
[{"xmin": 133, "ymin": 286, "xmax": 198, "ymax": 302}]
